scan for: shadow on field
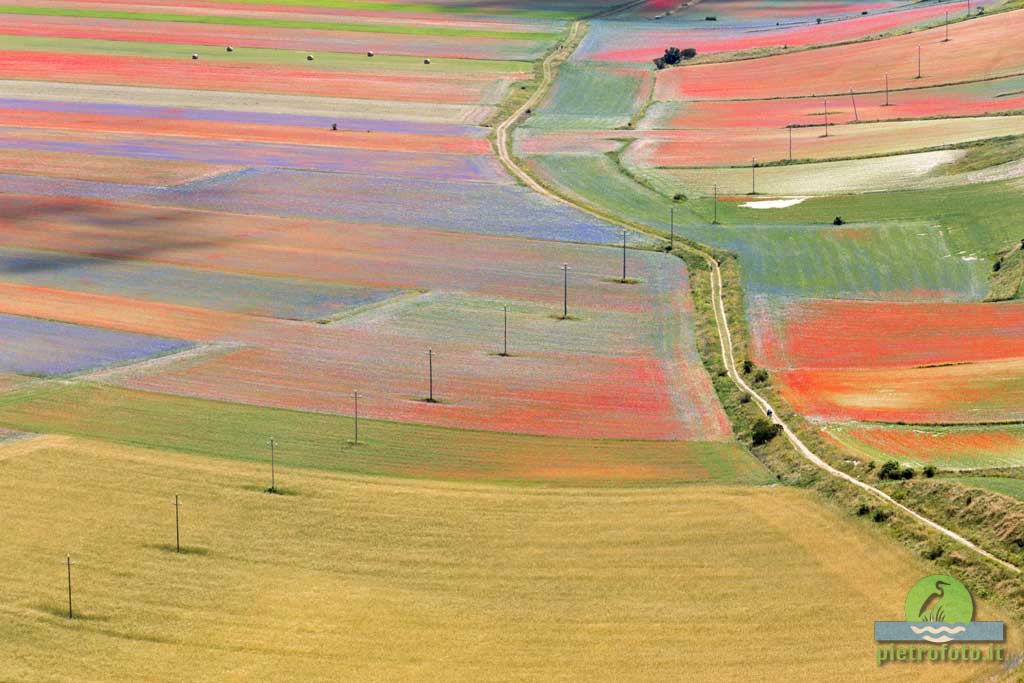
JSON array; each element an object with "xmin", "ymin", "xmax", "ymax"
[{"xmin": 145, "ymin": 543, "xmax": 210, "ymax": 556}]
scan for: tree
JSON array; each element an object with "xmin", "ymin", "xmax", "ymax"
[
  {"xmin": 663, "ymin": 47, "xmax": 683, "ymax": 65},
  {"xmin": 682, "ymin": 47, "xmax": 697, "ymax": 60},
  {"xmin": 751, "ymin": 418, "xmax": 782, "ymax": 446}
]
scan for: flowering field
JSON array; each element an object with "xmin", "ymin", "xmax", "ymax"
[
  {"xmin": 577, "ymin": 0, "xmax": 965, "ymax": 62},
  {"xmin": 777, "ymin": 357, "xmax": 1024, "ymax": 424},
  {"xmin": 823, "ymin": 423, "xmax": 1024, "ymax": 468},
  {"xmin": 655, "ymin": 8, "xmax": 1024, "ymax": 101},
  {"xmin": 0, "ymin": 313, "xmax": 189, "ymax": 376},
  {"xmin": 750, "ymin": 298, "xmax": 1024, "ymax": 370}
]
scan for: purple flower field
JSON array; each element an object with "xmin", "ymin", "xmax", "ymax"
[
  {"xmin": 0, "ymin": 98, "xmax": 489, "ymax": 138},
  {"xmin": 0, "ymin": 313, "xmax": 190, "ymax": 376},
  {"xmin": 0, "ymin": 170, "xmax": 651, "ymax": 245},
  {"xmin": 0, "ymin": 248, "xmax": 400, "ymax": 320},
  {"xmin": 0, "ymin": 128, "xmax": 503, "ymax": 183}
]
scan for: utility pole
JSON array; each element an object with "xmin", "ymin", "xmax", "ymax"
[
  {"xmin": 884, "ymin": 73, "xmax": 890, "ymax": 106},
  {"xmin": 352, "ymin": 391, "xmax": 359, "ymax": 444},
  {"xmin": 561, "ymin": 263, "xmax": 570, "ymax": 319},
  {"xmin": 174, "ymin": 494, "xmax": 181, "ymax": 553},
  {"xmin": 501, "ymin": 306, "xmax": 508, "ymax": 356},
  {"xmin": 823, "ymin": 99, "xmax": 829, "ymax": 137},
  {"xmin": 620, "ymin": 230, "xmax": 628, "ymax": 281},
  {"xmin": 788, "ymin": 126, "xmax": 793, "ymax": 161},
  {"xmin": 751, "ymin": 158, "xmax": 756, "ymax": 195},
  {"xmin": 713, "ymin": 183, "xmax": 719, "ymax": 223},
  {"xmin": 944, "ymin": 11, "xmax": 950, "ymax": 41},
  {"xmin": 267, "ymin": 437, "xmax": 277, "ymax": 493},
  {"xmin": 917, "ymin": 45, "xmax": 922, "ymax": 79},
  {"xmin": 427, "ymin": 348, "xmax": 434, "ymax": 402},
  {"xmin": 66, "ymin": 554, "xmax": 73, "ymax": 619},
  {"xmin": 669, "ymin": 207, "xmax": 675, "ymax": 250},
  {"xmin": 850, "ymin": 89, "xmax": 859, "ymax": 122}
]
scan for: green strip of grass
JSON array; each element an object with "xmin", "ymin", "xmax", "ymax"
[
  {"xmin": 0, "ymin": 5, "xmax": 558, "ymax": 40},
  {"xmin": 192, "ymin": 0, "xmax": 578, "ymax": 20},
  {"xmin": 0, "ymin": 35, "xmax": 530, "ymax": 73},
  {"xmin": 955, "ymin": 476, "xmax": 1024, "ymax": 502},
  {"xmin": 0, "ymin": 382, "xmax": 770, "ymax": 487}
]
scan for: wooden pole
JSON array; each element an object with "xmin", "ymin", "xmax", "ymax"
[
  {"xmin": 174, "ymin": 494, "xmax": 180, "ymax": 553},
  {"xmin": 823, "ymin": 99, "xmax": 829, "ymax": 136},
  {"xmin": 66, "ymin": 555, "xmax": 73, "ymax": 619},
  {"xmin": 502, "ymin": 306, "xmax": 508, "ymax": 356},
  {"xmin": 561, "ymin": 264, "xmax": 569, "ymax": 319},
  {"xmin": 850, "ymin": 89, "xmax": 858, "ymax": 122},
  {"xmin": 917, "ymin": 45, "xmax": 922, "ymax": 79},
  {"xmin": 885, "ymin": 73, "xmax": 890, "ymax": 106},
  {"xmin": 788, "ymin": 126, "xmax": 793, "ymax": 161},
  {"xmin": 669, "ymin": 207, "xmax": 675, "ymax": 249},
  {"xmin": 751, "ymin": 158, "xmax": 756, "ymax": 195},
  {"xmin": 353, "ymin": 391, "xmax": 359, "ymax": 443},
  {"xmin": 621, "ymin": 231, "xmax": 627, "ymax": 281},
  {"xmin": 713, "ymin": 183, "xmax": 718, "ymax": 223},
  {"xmin": 428, "ymin": 348, "xmax": 434, "ymax": 401}
]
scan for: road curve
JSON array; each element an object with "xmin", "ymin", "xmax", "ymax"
[{"xmin": 493, "ymin": 20, "xmax": 1021, "ymax": 576}]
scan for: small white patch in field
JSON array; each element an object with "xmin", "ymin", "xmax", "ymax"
[
  {"xmin": 962, "ymin": 255, "xmax": 979, "ymax": 262},
  {"xmin": 740, "ymin": 197, "xmax": 809, "ymax": 209}
]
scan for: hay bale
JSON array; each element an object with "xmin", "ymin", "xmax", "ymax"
[
  {"xmin": 226, "ymin": 46, "xmax": 233, "ymax": 52},
  {"xmin": 192, "ymin": 54, "xmax": 199, "ymax": 60},
  {"xmin": 367, "ymin": 51, "xmax": 374, "ymax": 57},
  {"xmin": 306, "ymin": 54, "xmax": 314, "ymax": 61},
  {"xmin": 423, "ymin": 58, "xmax": 431, "ymax": 64}
]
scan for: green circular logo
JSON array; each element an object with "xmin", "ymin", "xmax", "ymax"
[{"xmin": 904, "ymin": 575, "xmax": 974, "ymax": 624}]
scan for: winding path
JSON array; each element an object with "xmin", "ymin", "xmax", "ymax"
[{"xmin": 494, "ymin": 20, "xmax": 1021, "ymax": 576}]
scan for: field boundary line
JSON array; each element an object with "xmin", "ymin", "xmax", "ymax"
[{"xmin": 494, "ymin": 19, "xmax": 1021, "ymax": 575}]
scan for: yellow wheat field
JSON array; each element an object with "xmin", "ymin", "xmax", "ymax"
[{"xmin": 0, "ymin": 435, "xmax": 1015, "ymax": 682}]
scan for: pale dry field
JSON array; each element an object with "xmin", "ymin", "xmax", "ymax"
[{"xmin": 0, "ymin": 435, "xmax": 1015, "ymax": 681}]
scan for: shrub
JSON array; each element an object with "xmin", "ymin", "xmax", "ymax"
[
  {"xmin": 833, "ymin": 216, "xmax": 844, "ymax": 225},
  {"xmin": 682, "ymin": 47, "xmax": 697, "ymax": 60},
  {"xmin": 902, "ymin": 467, "xmax": 915, "ymax": 480},
  {"xmin": 672, "ymin": 193, "xmax": 685, "ymax": 201},
  {"xmin": 663, "ymin": 47, "xmax": 682, "ymax": 65},
  {"xmin": 751, "ymin": 418, "xmax": 782, "ymax": 446},
  {"xmin": 923, "ymin": 465, "xmax": 936, "ymax": 478},
  {"xmin": 652, "ymin": 57, "xmax": 666, "ymax": 70},
  {"xmin": 742, "ymin": 359, "xmax": 754, "ymax": 374},
  {"xmin": 753, "ymin": 368, "xmax": 769, "ymax": 384},
  {"xmin": 873, "ymin": 509, "xmax": 891, "ymax": 523},
  {"xmin": 925, "ymin": 545, "xmax": 945, "ymax": 560},
  {"xmin": 877, "ymin": 460, "xmax": 902, "ymax": 480},
  {"xmin": 738, "ymin": 392, "xmax": 751, "ymax": 404},
  {"xmin": 856, "ymin": 503, "xmax": 870, "ymax": 516},
  {"xmin": 993, "ymin": 259, "xmax": 1002, "ymax": 272}
]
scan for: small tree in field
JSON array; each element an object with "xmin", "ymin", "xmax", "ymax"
[
  {"xmin": 682, "ymin": 47, "xmax": 697, "ymax": 60},
  {"xmin": 751, "ymin": 418, "xmax": 782, "ymax": 446},
  {"xmin": 663, "ymin": 47, "xmax": 683, "ymax": 65}
]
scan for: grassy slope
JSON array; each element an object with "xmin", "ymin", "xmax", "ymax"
[
  {"xmin": 0, "ymin": 382, "xmax": 770, "ymax": 487},
  {"xmin": 0, "ymin": 6, "xmax": 558, "ymax": 40},
  {"xmin": 957, "ymin": 476, "xmax": 1024, "ymax": 501},
  {"xmin": 989, "ymin": 242, "xmax": 1024, "ymax": 301},
  {"xmin": 0, "ymin": 434, "xmax": 1007, "ymax": 682}
]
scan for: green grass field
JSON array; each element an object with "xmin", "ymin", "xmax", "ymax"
[
  {"xmin": 523, "ymin": 64, "xmax": 649, "ymax": 130},
  {"xmin": 0, "ymin": 383, "xmax": 770, "ymax": 487},
  {"xmin": 0, "ymin": 435, "xmax": 1008, "ymax": 682},
  {"xmin": 0, "ymin": 5, "xmax": 559, "ymax": 40},
  {"xmin": 955, "ymin": 476, "xmax": 1024, "ymax": 501}
]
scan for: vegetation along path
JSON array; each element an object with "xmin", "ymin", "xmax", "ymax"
[{"xmin": 494, "ymin": 19, "xmax": 1021, "ymax": 576}]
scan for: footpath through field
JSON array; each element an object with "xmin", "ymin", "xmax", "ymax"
[{"xmin": 495, "ymin": 17, "xmax": 1021, "ymax": 576}]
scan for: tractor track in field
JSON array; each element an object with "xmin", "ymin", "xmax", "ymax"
[{"xmin": 494, "ymin": 19, "xmax": 1021, "ymax": 576}]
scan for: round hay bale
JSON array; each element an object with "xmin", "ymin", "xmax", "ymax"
[
  {"xmin": 192, "ymin": 54, "xmax": 199, "ymax": 60},
  {"xmin": 423, "ymin": 58, "xmax": 431, "ymax": 64},
  {"xmin": 367, "ymin": 51, "xmax": 374, "ymax": 57},
  {"xmin": 226, "ymin": 46, "xmax": 233, "ymax": 52},
  {"xmin": 306, "ymin": 54, "xmax": 314, "ymax": 61}
]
